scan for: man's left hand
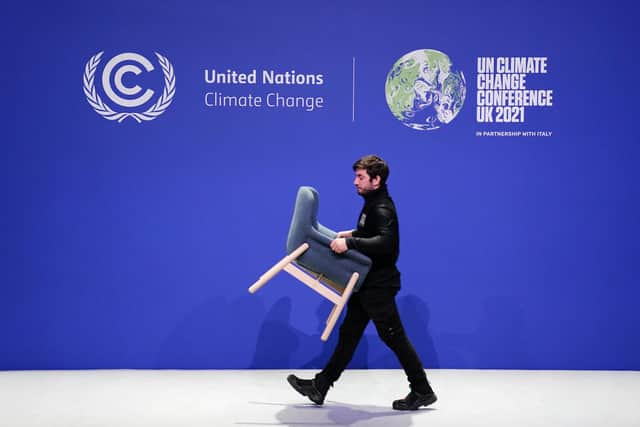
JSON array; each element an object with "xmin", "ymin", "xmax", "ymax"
[{"xmin": 330, "ymin": 238, "xmax": 348, "ymax": 254}]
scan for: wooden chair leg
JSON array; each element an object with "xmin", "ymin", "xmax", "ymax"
[
  {"xmin": 326, "ymin": 305, "xmax": 338, "ymax": 325},
  {"xmin": 321, "ymin": 272, "xmax": 359, "ymax": 341},
  {"xmin": 248, "ymin": 243, "xmax": 309, "ymax": 294}
]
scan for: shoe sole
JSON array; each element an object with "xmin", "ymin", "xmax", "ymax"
[
  {"xmin": 392, "ymin": 393, "xmax": 437, "ymax": 411},
  {"xmin": 286, "ymin": 375, "xmax": 324, "ymax": 405}
]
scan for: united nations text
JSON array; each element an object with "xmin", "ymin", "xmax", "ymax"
[{"xmin": 204, "ymin": 69, "xmax": 324, "ymax": 85}]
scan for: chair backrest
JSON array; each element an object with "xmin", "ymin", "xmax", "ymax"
[
  {"xmin": 284, "ymin": 185, "xmax": 371, "ymax": 292},
  {"xmin": 286, "ymin": 186, "xmax": 319, "ymax": 254}
]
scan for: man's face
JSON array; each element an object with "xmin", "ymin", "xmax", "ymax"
[{"xmin": 354, "ymin": 168, "xmax": 380, "ymax": 195}]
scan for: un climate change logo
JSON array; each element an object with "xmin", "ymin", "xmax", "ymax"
[
  {"xmin": 385, "ymin": 49, "xmax": 466, "ymax": 131},
  {"xmin": 83, "ymin": 52, "xmax": 176, "ymax": 123}
]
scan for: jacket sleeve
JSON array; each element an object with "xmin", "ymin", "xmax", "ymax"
[{"xmin": 346, "ymin": 206, "xmax": 397, "ymax": 255}]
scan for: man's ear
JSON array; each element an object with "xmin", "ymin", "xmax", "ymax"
[{"xmin": 372, "ymin": 175, "xmax": 381, "ymax": 189}]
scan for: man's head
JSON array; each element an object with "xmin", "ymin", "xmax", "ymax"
[{"xmin": 352, "ymin": 155, "xmax": 389, "ymax": 195}]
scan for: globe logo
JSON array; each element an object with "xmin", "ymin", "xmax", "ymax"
[{"xmin": 385, "ymin": 49, "xmax": 466, "ymax": 131}]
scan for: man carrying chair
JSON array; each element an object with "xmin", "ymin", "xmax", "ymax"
[{"xmin": 287, "ymin": 155, "xmax": 437, "ymax": 411}]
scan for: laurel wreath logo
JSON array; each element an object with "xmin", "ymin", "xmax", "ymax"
[{"xmin": 83, "ymin": 51, "xmax": 176, "ymax": 123}]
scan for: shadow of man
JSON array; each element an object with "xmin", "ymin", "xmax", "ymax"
[
  {"xmin": 239, "ymin": 400, "xmax": 434, "ymax": 427},
  {"xmin": 250, "ymin": 297, "xmax": 302, "ymax": 368}
]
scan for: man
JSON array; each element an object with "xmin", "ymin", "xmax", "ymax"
[{"xmin": 287, "ymin": 155, "xmax": 437, "ymax": 410}]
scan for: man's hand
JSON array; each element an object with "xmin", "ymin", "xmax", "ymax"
[
  {"xmin": 336, "ymin": 230, "xmax": 354, "ymax": 238},
  {"xmin": 330, "ymin": 238, "xmax": 348, "ymax": 254}
]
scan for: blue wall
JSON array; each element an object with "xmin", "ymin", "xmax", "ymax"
[{"xmin": 3, "ymin": 0, "xmax": 639, "ymax": 370}]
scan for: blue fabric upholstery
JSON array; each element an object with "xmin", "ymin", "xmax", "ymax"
[{"xmin": 286, "ymin": 186, "xmax": 371, "ymax": 291}]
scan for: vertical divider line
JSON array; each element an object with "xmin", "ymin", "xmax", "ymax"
[{"xmin": 352, "ymin": 57, "xmax": 356, "ymax": 122}]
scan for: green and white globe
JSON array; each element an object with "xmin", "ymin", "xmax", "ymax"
[{"xmin": 385, "ymin": 49, "xmax": 466, "ymax": 131}]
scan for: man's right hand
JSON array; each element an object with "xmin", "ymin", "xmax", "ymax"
[{"xmin": 336, "ymin": 230, "xmax": 354, "ymax": 238}]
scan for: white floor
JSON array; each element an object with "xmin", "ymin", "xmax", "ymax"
[{"xmin": 1, "ymin": 369, "xmax": 638, "ymax": 427}]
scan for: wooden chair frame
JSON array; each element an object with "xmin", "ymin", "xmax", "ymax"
[{"xmin": 248, "ymin": 243, "xmax": 359, "ymax": 341}]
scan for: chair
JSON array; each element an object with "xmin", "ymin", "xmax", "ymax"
[{"xmin": 248, "ymin": 186, "xmax": 372, "ymax": 341}]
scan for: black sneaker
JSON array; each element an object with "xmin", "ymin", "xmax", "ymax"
[
  {"xmin": 287, "ymin": 374, "xmax": 327, "ymax": 405},
  {"xmin": 392, "ymin": 390, "xmax": 437, "ymax": 410}
]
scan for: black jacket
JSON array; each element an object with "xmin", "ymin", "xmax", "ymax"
[{"xmin": 346, "ymin": 185, "xmax": 401, "ymax": 288}]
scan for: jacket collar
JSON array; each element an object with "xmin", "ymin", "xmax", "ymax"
[{"xmin": 361, "ymin": 184, "xmax": 389, "ymax": 202}]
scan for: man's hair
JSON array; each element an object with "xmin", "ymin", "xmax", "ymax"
[{"xmin": 352, "ymin": 155, "xmax": 389, "ymax": 185}]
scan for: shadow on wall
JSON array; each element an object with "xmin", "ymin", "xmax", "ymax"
[
  {"xmin": 251, "ymin": 298, "xmax": 370, "ymax": 369},
  {"xmin": 300, "ymin": 299, "xmax": 369, "ymax": 370},
  {"xmin": 250, "ymin": 297, "xmax": 301, "ymax": 368},
  {"xmin": 436, "ymin": 295, "xmax": 530, "ymax": 368},
  {"xmin": 154, "ymin": 291, "xmax": 438, "ymax": 370},
  {"xmin": 368, "ymin": 294, "xmax": 440, "ymax": 369}
]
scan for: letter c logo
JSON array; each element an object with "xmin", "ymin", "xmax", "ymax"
[{"xmin": 101, "ymin": 52, "xmax": 155, "ymax": 107}]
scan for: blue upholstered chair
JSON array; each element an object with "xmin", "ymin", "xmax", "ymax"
[{"xmin": 249, "ymin": 186, "xmax": 372, "ymax": 341}]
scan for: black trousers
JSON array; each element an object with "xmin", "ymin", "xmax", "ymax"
[{"xmin": 317, "ymin": 287, "xmax": 431, "ymax": 394}]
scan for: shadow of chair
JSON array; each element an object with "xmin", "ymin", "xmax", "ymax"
[{"xmin": 249, "ymin": 186, "xmax": 371, "ymax": 341}]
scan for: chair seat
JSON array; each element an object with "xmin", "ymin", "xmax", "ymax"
[{"xmin": 294, "ymin": 262, "xmax": 346, "ymax": 294}]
